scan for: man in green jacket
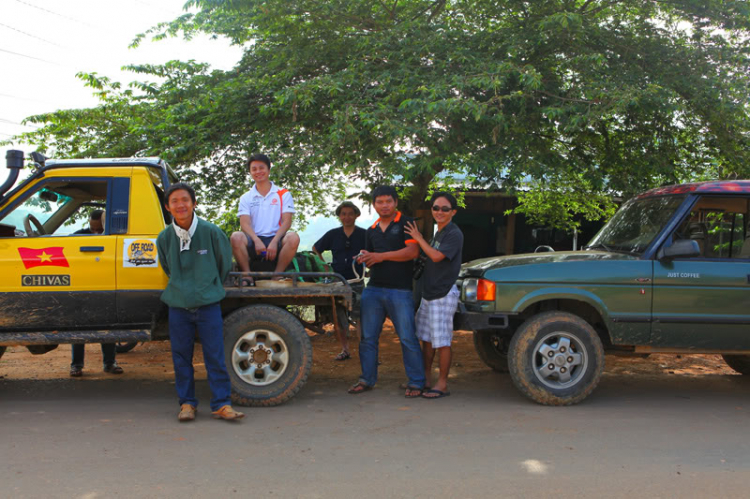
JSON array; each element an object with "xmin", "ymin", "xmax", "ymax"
[{"xmin": 157, "ymin": 182, "xmax": 244, "ymax": 422}]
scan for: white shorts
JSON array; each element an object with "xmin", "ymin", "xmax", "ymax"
[{"xmin": 415, "ymin": 285, "xmax": 459, "ymax": 348}]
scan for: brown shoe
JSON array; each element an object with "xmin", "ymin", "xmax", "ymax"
[
  {"xmin": 178, "ymin": 404, "xmax": 197, "ymax": 422},
  {"xmin": 211, "ymin": 405, "xmax": 245, "ymax": 421}
]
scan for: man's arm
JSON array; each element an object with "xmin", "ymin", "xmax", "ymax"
[
  {"xmin": 214, "ymin": 229, "xmax": 233, "ymax": 282},
  {"xmin": 239, "ymin": 214, "xmax": 259, "ymax": 241},
  {"xmin": 359, "ymin": 243, "xmax": 419, "ymax": 266},
  {"xmin": 312, "ymin": 230, "xmax": 331, "ymax": 258},
  {"xmin": 239, "ymin": 214, "xmax": 266, "ymax": 256},
  {"xmin": 267, "ymin": 212, "xmax": 293, "ymax": 261},
  {"xmin": 156, "ymin": 235, "xmax": 170, "ymax": 277}
]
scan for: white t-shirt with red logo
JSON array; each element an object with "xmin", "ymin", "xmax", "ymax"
[{"xmin": 237, "ymin": 182, "xmax": 296, "ymax": 237}]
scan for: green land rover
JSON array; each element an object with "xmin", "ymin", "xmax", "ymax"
[{"xmin": 456, "ymin": 181, "xmax": 750, "ymax": 405}]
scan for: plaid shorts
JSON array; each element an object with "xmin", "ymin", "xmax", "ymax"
[{"xmin": 415, "ymin": 285, "xmax": 459, "ymax": 348}]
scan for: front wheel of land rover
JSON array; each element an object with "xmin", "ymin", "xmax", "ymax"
[{"xmin": 508, "ymin": 311, "xmax": 604, "ymax": 406}]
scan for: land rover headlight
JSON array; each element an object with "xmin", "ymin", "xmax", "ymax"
[{"xmin": 463, "ymin": 278, "xmax": 496, "ymax": 302}]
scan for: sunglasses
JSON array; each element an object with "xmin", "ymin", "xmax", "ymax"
[{"xmin": 431, "ymin": 205, "xmax": 453, "ymax": 213}]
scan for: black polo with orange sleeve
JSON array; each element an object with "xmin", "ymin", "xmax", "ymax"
[{"xmin": 365, "ymin": 211, "xmax": 417, "ymax": 290}]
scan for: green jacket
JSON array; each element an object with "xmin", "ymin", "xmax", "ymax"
[{"xmin": 156, "ymin": 218, "xmax": 233, "ymax": 309}]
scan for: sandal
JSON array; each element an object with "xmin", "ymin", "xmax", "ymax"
[
  {"xmin": 239, "ymin": 276, "xmax": 255, "ymax": 287},
  {"xmin": 400, "ymin": 382, "xmax": 431, "ymax": 390},
  {"xmin": 421, "ymin": 389, "xmax": 451, "ymax": 399},
  {"xmin": 404, "ymin": 386, "xmax": 423, "ymax": 398},
  {"xmin": 334, "ymin": 351, "xmax": 351, "ymax": 361},
  {"xmin": 348, "ymin": 381, "xmax": 373, "ymax": 394}
]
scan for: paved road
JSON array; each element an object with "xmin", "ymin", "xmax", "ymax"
[{"xmin": 2, "ymin": 370, "xmax": 750, "ymax": 498}]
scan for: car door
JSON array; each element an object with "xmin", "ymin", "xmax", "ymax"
[
  {"xmin": 113, "ymin": 172, "xmax": 169, "ymax": 327},
  {"xmin": 0, "ymin": 178, "xmax": 117, "ymax": 330},
  {"xmin": 651, "ymin": 194, "xmax": 750, "ymax": 349}
]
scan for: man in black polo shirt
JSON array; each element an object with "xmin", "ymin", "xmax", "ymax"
[
  {"xmin": 313, "ymin": 201, "xmax": 367, "ymax": 361},
  {"xmin": 348, "ymin": 186, "xmax": 426, "ymax": 397}
]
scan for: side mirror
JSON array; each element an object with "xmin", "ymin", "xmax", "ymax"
[{"xmin": 658, "ymin": 239, "xmax": 700, "ymax": 260}]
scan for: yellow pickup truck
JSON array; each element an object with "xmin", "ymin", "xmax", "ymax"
[{"xmin": 0, "ymin": 150, "xmax": 353, "ymax": 406}]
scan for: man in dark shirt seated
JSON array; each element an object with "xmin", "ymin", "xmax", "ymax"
[
  {"xmin": 313, "ymin": 201, "xmax": 366, "ymax": 361},
  {"xmin": 70, "ymin": 209, "xmax": 123, "ymax": 377},
  {"xmin": 73, "ymin": 209, "xmax": 104, "ymax": 235}
]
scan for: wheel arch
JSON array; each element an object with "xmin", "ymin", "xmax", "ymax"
[{"xmin": 512, "ymin": 292, "xmax": 613, "ymax": 347}]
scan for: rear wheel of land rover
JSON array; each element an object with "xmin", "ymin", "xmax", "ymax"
[
  {"xmin": 508, "ymin": 311, "xmax": 604, "ymax": 406},
  {"xmin": 473, "ymin": 330, "xmax": 510, "ymax": 373},
  {"xmin": 224, "ymin": 304, "xmax": 313, "ymax": 407},
  {"xmin": 721, "ymin": 354, "xmax": 750, "ymax": 375}
]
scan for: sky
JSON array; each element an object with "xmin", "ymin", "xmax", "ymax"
[
  {"xmin": 0, "ymin": 0, "xmax": 377, "ymax": 248},
  {"xmin": 1, "ymin": 0, "xmax": 242, "ymax": 143}
]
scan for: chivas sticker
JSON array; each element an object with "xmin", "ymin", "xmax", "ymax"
[{"xmin": 22, "ymin": 275, "xmax": 71, "ymax": 287}]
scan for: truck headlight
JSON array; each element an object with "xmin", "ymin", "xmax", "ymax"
[{"xmin": 464, "ymin": 278, "xmax": 496, "ymax": 302}]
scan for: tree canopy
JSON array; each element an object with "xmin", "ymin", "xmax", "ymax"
[{"xmin": 9, "ymin": 0, "xmax": 750, "ymax": 230}]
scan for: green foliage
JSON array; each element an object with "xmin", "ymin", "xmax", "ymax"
[
  {"xmin": 510, "ymin": 174, "xmax": 618, "ymax": 232},
  {"xmin": 6, "ymin": 0, "xmax": 750, "ymax": 229}
]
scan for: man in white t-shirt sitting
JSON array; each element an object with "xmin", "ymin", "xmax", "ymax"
[{"xmin": 230, "ymin": 153, "xmax": 300, "ymax": 281}]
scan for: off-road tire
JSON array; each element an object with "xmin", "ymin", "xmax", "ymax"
[
  {"xmin": 224, "ymin": 304, "xmax": 312, "ymax": 407},
  {"xmin": 115, "ymin": 341, "xmax": 138, "ymax": 354},
  {"xmin": 0, "ymin": 346, "xmax": 5, "ymax": 361},
  {"xmin": 508, "ymin": 311, "xmax": 604, "ymax": 406},
  {"xmin": 473, "ymin": 329, "xmax": 510, "ymax": 373},
  {"xmin": 722, "ymin": 354, "xmax": 750, "ymax": 375}
]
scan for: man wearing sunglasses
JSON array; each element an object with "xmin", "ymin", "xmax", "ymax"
[{"xmin": 405, "ymin": 192, "xmax": 463, "ymax": 399}]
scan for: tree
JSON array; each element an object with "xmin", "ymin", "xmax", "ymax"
[{"xmin": 9, "ymin": 0, "xmax": 750, "ymax": 229}]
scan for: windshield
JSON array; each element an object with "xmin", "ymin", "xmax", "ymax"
[{"xmin": 586, "ymin": 195, "xmax": 686, "ymax": 254}]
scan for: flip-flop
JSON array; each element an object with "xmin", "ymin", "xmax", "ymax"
[
  {"xmin": 404, "ymin": 386, "xmax": 423, "ymax": 398},
  {"xmin": 421, "ymin": 389, "xmax": 451, "ymax": 399},
  {"xmin": 348, "ymin": 382, "xmax": 373, "ymax": 394},
  {"xmin": 400, "ymin": 382, "xmax": 431, "ymax": 390}
]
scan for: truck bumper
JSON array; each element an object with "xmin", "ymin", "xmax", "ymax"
[
  {"xmin": 453, "ymin": 304, "xmax": 509, "ymax": 331},
  {"xmin": 0, "ymin": 329, "xmax": 151, "ymax": 347}
]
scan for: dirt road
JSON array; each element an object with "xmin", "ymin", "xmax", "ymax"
[
  {"xmin": 3, "ymin": 328, "xmax": 750, "ymax": 498},
  {"xmin": 0, "ymin": 326, "xmax": 737, "ymax": 383}
]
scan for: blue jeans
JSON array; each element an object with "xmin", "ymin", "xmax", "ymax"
[
  {"xmin": 358, "ymin": 286, "xmax": 425, "ymax": 388},
  {"xmin": 71, "ymin": 343, "xmax": 115, "ymax": 368},
  {"xmin": 169, "ymin": 303, "xmax": 232, "ymax": 411}
]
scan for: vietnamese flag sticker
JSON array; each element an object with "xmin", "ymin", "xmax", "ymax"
[{"xmin": 18, "ymin": 247, "xmax": 70, "ymax": 269}]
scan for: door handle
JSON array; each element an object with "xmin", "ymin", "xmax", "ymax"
[{"xmin": 80, "ymin": 246, "xmax": 104, "ymax": 252}]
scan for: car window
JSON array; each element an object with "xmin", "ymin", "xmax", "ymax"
[
  {"xmin": 587, "ymin": 195, "xmax": 686, "ymax": 254},
  {"xmin": 0, "ymin": 180, "xmax": 108, "ymax": 237},
  {"xmin": 672, "ymin": 196, "xmax": 749, "ymax": 259}
]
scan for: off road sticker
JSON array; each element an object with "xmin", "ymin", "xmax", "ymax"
[
  {"xmin": 22, "ymin": 275, "xmax": 71, "ymax": 286},
  {"xmin": 124, "ymin": 239, "xmax": 158, "ymax": 268}
]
